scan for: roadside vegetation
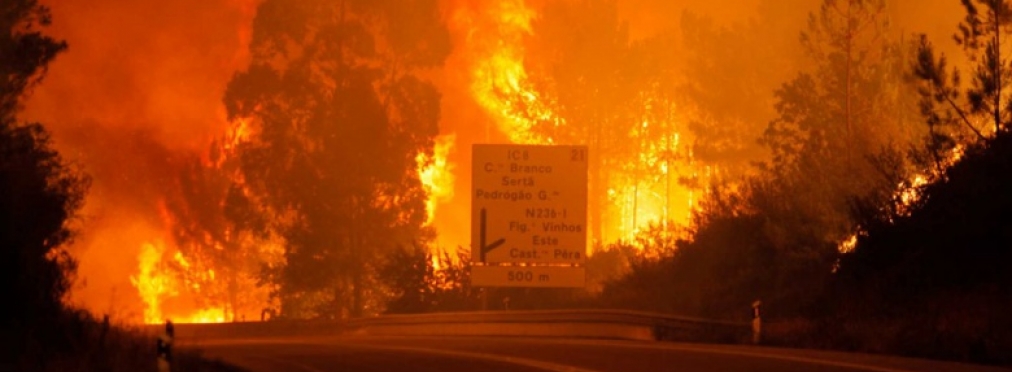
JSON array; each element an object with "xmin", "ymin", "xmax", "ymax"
[{"xmin": 0, "ymin": 1, "xmax": 242, "ymax": 370}]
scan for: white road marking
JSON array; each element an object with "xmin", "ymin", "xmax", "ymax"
[
  {"xmin": 651, "ymin": 344, "xmax": 914, "ymax": 372},
  {"xmin": 335, "ymin": 342, "xmax": 601, "ymax": 372},
  {"xmin": 354, "ymin": 336, "xmax": 921, "ymax": 372}
]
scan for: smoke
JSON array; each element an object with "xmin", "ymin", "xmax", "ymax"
[
  {"xmin": 23, "ymin": 0, "xmax": 257, "ymax": 320},
  {"xmin": 429, "ymin": 0, "xmax": 966, "ymax": 250},
  {"xmin": 19, "ymin": 0, "xmax": 966, "ymax": 319}
]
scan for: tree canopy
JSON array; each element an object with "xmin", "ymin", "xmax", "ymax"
[
  {"xmin": 1, "ymin": 0, "xmax": 89, "ymax": 360},
  {"xmin": 220, "ymin": 0, "xmax": 450, "ymax": 318}
]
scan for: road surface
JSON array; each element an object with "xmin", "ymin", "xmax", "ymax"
[{"xmin": 188, "ymin": 335, "xmax": 1008, "ymax": 372}]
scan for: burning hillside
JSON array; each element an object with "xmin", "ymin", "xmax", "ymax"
[{"xmin": 20, "ymin": 0, "xmax": 967, "ymax": 323}]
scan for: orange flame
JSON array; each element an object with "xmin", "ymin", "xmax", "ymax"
[
  {"xmin": 130, "ymin": 240, "xmax": 230, "ymax": 324},
  {"xmin": 453, "ymin": 0, "xmax": 700, "ymax": 244},
  {"xmin": 130, "ymin": 241, "xmax": 172, "ymax": 324},
  {"xmin": 455, "ymin": 0, "xmax": 557, "ymax": 144},
  {"xmin": 417, "ymin": 134, "xmax": 457, "ymax": 226}
]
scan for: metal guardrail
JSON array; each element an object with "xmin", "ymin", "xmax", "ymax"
[
  {"xmin": 160, "ymin": 309, "xmax": 751, "ymax": 344},
  {"xmin": 346, "ymin": 309, "xmax": 751, "ymax": 343}
]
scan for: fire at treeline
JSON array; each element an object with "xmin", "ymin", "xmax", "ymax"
[{"xmin": 7, "ymin": 0, "xmax": 1012, "ymax": 362}]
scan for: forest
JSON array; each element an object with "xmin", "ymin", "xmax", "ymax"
[{"xmin": 3, "ymin": 0, "xmax": 1012, "ymax": 368}]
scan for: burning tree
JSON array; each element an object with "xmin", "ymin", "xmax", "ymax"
[
  {"xmin": 758, "ymin": 0, "xmax": 923, "ymax": 250},
  {"xmin": 823, "ymin": 2, "xmax": 1012, "ymax": 360},
  {"xmin": 161, "ymin": 149, "xmax": 273, "ymax": 322},
  {"xmin": 475, "ymin": 0, "xmax": 701, "ymax": 243},
  {"xmin": 220, "ymin": 0, "xmax": 451, "ymax": 318},
  {"xmin": 600, "ymin": 0, "xmax": 927, "ymax": 318}
]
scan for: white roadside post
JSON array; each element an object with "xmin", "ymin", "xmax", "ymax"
[
  {"xmin": 157, "ymin": 320, "xmax": 174, "ymax": 372},
  {"xmin": 751, "ymin": 300, "xmax": 762, "ymax": 344}
]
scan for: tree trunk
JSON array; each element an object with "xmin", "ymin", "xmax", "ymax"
[{"xmin": 994, "ymin": 13, "xmax": 1001, "ymax": 134}]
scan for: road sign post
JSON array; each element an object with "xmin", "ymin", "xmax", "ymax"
[{"xmin": 471, "ymin": 144, "xmax": 588, "ymax": 287}]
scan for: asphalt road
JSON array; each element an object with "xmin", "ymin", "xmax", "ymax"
[{"xmin": 188, "ymin": 335, "xmax": 1009, "ymax": 372}]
